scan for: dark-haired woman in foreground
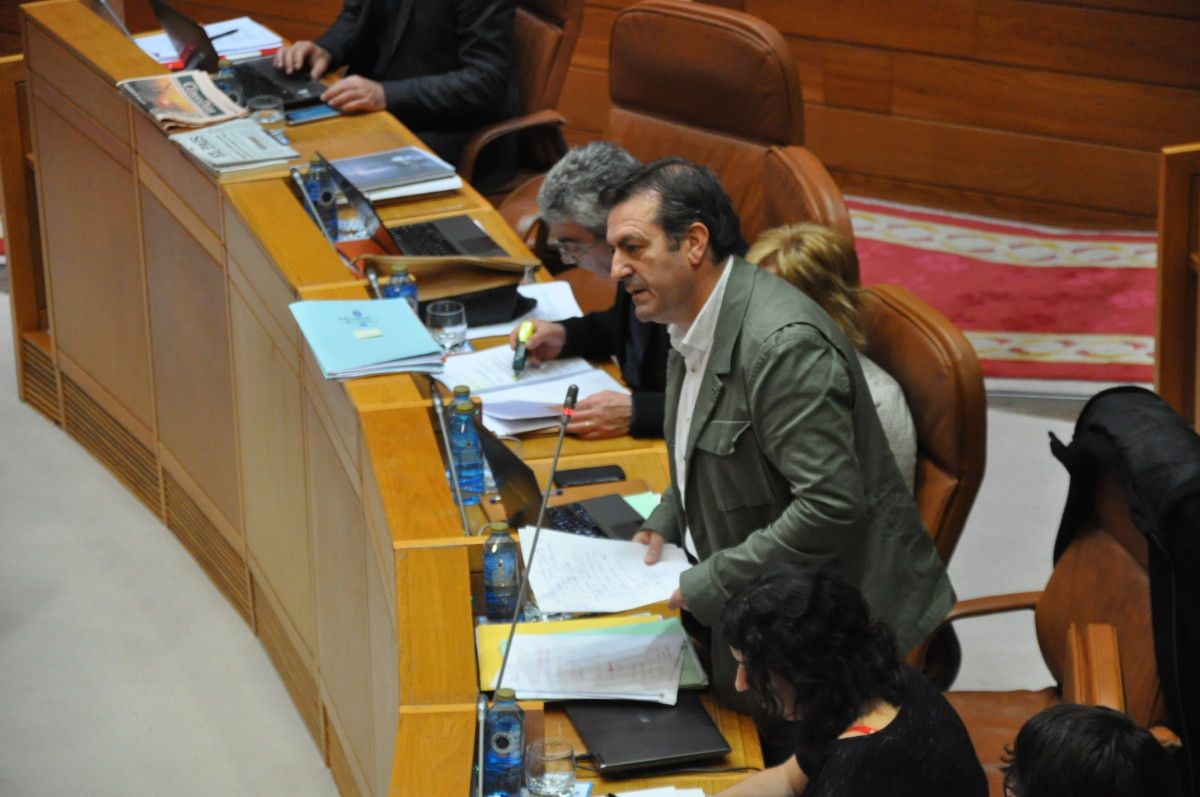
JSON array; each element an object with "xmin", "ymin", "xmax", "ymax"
[{"xmin": 715, "ymin": 565, "xmax": 986, "ymax": 796}]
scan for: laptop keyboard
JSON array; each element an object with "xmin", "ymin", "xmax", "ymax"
[
  {"xmin": 545, "ymin": 504, "xmax": 604, "ymax": 538},
  {"xmin": 232, "ymin": 64, "xmax": 294, "ymax": 102},
  {"xmin": 388, "ymin": 222, "xmax": 459, "ymax": 256}
]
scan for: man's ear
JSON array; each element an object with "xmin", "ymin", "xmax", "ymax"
[{"xmin": 685, "ymin": 222, "xmax": 711, "ymax": 268}]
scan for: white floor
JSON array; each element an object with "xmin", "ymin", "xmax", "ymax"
[{"xmin": 0, "ymin": 286, "xmax": 1083, "ymax": 794}]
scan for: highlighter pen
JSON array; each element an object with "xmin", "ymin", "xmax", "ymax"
[{"xmin": 512, "ymin": 320, "xmax": 535, "ymax": 379}]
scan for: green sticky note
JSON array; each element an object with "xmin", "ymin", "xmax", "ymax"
[{"xmin": 622, "ymin": 491, "xmax": 661, "ymax": 519}]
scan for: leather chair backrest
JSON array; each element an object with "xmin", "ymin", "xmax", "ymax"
[
  {"xmin": 513, "ymin": 0, "xmax": 583, "ymax": 115},
  {"xmin": 605, "ymin": 0, "xmax": 832, "ymax": 242},
  {"xmin": 858, "ymin": 283, "xmax": 986, "ymax": 564},
  {"xmin": 1035, "ymin": 469, "xmax": 1169, "ymax": 729}
]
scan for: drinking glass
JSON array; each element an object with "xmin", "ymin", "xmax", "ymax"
[
  {"xmin": 425, "ymin": 300, "xmax": 468, "ymax": 354},
  {"xmin": 524, "ymin": 738, "xmax": 575, "ymax": 796},
  {"xmin": 248, "ymin": 95, "xmax": 286, "ymax": 141}
]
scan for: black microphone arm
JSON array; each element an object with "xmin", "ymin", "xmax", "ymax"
[
  {"xmin": 427, "ymin": 374, "xmax": 473, "ymax": 537},
  {"xmin": 494, "ymin": 384, "xmax": 578, "ymax": 692}
]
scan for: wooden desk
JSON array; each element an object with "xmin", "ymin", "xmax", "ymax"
[{"xmin": 12, "ymin": 3, "xmax": 760, "ymax": 794}]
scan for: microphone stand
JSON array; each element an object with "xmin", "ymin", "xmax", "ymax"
[
  {"xmin": 427, "ymin": 374, "xmax": 472, "ymax": 537},
  {"xmin": 494, "ymin": 384, "xmax": 578, "ymax": 692},
  {"xmin": 363, "ymin": 262, "xmax": 383, "ymax": 299}
]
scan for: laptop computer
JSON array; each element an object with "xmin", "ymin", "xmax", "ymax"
[
  {"xmin": 320, "ymin": 155, "xmax": 510, "ymax": 259},
  {"xmin": 565, "ymin": 691, "xmax": 731, "ymax": 775},
  {"xmin": 476, "ymin": 418, "xmax": 646, "ymax": 540},
  {"xmin": 148, "ymin": 0, "xmax": 326, "ymax": 108}
]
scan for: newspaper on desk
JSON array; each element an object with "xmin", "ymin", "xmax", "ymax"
[{"xmin": 118, "ymin": 71, "xmax": 247, "ymax": 131}]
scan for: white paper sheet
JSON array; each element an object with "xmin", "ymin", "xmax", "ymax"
[
  {"xmin": 501, "ymin": 625, "xmax": 686, "ymax": 704},
  {"xmin": 466, "ymin": 282, "xmax": 583, "ymax": 340},
  {"xmin": 135, "ymin": 17, "xmax": 281, "ymax": 64},
  {"xmin": 519, "ymin": 529, "xmax": 690, "ymax": 614},
  {"xmin": 437, "ymin": 344, "xmax": 594, "ymax": 394}
]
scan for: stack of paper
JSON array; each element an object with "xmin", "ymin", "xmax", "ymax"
[
  {"xmin": 289, "ymin": 299, "xmax": 443, "ymax": 379},
  {"xmin": 476, "ymin": 614, "xmax": 707, "ymax": 693},
  {"xmin": 493, "ymin": 617, "xmax": 690, "ymax": 704},
  {"xmin": 436, "ymin": 346, "xmax": 628, "ymax": 434},
  {"xmin": 135, "ymin": 17, "xmax": 282, "ymax": 66}
]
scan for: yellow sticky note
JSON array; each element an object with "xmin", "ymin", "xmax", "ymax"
[{"xmin": 354, "ymin": 328, "xmax": 382, "ymax": 339}]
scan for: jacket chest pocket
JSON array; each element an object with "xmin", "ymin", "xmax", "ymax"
[{"xmin": 692, "ymin": 419, "xmax": 775, "ymax": 510}]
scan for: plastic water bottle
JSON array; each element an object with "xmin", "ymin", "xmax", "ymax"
[
  {"xmin": 483, "ymin": 688, "xmax": 524, "ymax": 796},
  {"xmin": 304, "ymin": 155, "xmax": 339, "ymax": 238},
  {"xmin": 483, "ymin": 521, "xmax": 520, "ymax": 621},
  {"xmin": 449, "ymin": 399, "xmax": 485, "ymax": 505},
  {"xmin": 383, "ymin": 264, "xmax": 418, "ymax": 316}
]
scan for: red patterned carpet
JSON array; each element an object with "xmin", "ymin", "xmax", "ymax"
[{"xmin": 849, "ymin": 197, "xmax": 1157, "ymax": 384}]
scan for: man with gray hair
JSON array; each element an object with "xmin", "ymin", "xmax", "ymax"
[{"xmin": 509, "ymin": 142, "xmax": 670, "ymax": 438}]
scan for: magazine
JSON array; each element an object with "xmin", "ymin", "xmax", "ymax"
[
  {"xmin": 331, "ymin": 146, "xmax": 461, "ymax": 202},
  {"xmin": 169, "ymin": 118, "xmax": 298, "ymax": 176},
  {"xmin": 117, "ymin": 71, "xmax": 246, "ymax": 131}
]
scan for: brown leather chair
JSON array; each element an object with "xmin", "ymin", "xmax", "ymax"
[
  {"xmin": 603, "ymin": 0, "xmax": 851, "ymax": 245},
  {"xmin": 858, "ymin": 284, "xmax": 987, "ymax": 565},
  {"xmin": 916, "ymin": 468, "xmax": 1179, "ymax": 795},
  {"xmin": 457, "ymin": 0, "xmax": 583, "ymax": 190}
]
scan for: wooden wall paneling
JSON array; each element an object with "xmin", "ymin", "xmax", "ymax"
[
  {"xmin": 140, "ymin": 188, "xmax": 243, "ymax": 537},
  {"xmin": 1155, "ymin": 143, "xmax": 1200, "ymax": 428},
  {"xmin": 391, "ymin": 706, "xmax": 477, "ymax": 796},
  {"xmin": 975, "ymin": 0, "xmax": 1200, "ymax": 89},
  {"xmin": 790, "ymin": 41, "xmax": 1200, "ymax": 152},
  {"xmin": 306, "ymin": 398, "xmax": 375, "ymax": 797},
  {"xmin": 365, "ymin": 531, "xmax": 399, "ymax": 797},
  {"xmin": 28, "ymin": 92, "xmax": 156, "ymax": 435},
  {"xmin": 804, "ymin": 104, "xmax": 1158, "ymax": 217},
  {"xmin": 229, "ymin": 273, "xmax": 317, "ymax": 656}
]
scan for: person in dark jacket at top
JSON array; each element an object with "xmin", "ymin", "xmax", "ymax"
[{"xmin": 508, "ymin": 142, "xmax": 671, "ymax": 439}]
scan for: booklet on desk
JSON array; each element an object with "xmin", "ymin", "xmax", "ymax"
[
  {"xmin": 170, "ymin": 118, "xmax": 298, "ymax": 175},
  {"xmin": 289, "ymin": 299, "xmax": 443, "ymax": 379},
  {"xmin": 331, "ymin": 146, "xmax": 462, "ymax": 202}
]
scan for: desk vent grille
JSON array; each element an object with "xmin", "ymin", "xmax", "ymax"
[
  {"xmin": 21, "ymin": 336, "xmax": 61, "ymax": 424},
  {"xmin": 164, "ymin": 473, "xmax": 252, "ymax": 623},
  {"xmin": 61, "ymin": 375, "xmax": 161, "ymax": 516},
  {"xmin": 253, "ymin": 577, "xmax": 323, "ymax": 748}
]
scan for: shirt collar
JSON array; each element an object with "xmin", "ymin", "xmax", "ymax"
[{"xmin": 669, "ymin": 256, "xmax": 734, "ymax": 368}]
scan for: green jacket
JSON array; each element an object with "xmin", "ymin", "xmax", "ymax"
[{"xmin": 645, "ymin": 258, "xmax": 954, "ymax": 701}]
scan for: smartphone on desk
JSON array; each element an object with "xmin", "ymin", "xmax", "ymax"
[{"xmin": 553, "ymin": 465, "xmax": 625, "ymax": 488}]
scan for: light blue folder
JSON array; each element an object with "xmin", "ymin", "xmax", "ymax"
[{"xmin": 289, "ymin": 299, "xmax": 443, "ymax": 379}]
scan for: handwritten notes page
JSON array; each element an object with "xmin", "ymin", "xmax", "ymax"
[
  {"xmin": 518, "ymin": 529, "xmax": 690, "ymax": 614},
  {"xmin": 502, "ymin": 620, "xmax": 687, "ymax": 704}
]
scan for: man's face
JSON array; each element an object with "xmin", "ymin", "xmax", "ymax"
[
  {"xmin": 606, "ymin": 191, "xmax": 703, "ymax": 326},
  {"xmin": 547, "ymin": 219, "xmax": 612, "ymax": 278}
]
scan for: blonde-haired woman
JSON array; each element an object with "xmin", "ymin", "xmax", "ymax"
[{"xmin": 747, "ymin": 223, "xmax": 917, "ymax": 493}]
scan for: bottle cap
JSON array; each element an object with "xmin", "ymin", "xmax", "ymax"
[
  {"xmin": 455, "ymin": 399, "xmax": 475, "ymax": 413},
  {"xmin": 308, "ymin": 154, "xmax": 321, "ymax": 165},
  {"xmin": 494, "ymin": 688, "xmax": 517, "ymax": 702},
  {"xmin": 390, "ymin": 264, "xmax": 409, "ymax": 277},
  {"xmin": 453, "ymin": 384, "xmax": 471, "ymax": 397},
  {"xmin": 485, "ymin": 521, "xmax": 511, "ymax": 535}
]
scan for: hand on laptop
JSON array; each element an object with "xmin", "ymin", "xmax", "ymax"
[
  {"xmin": 275, "ymin": 40, "xmax": 333, "ymax": 80},
  {"xmin": 322, "ymin": 76, "xmax": 386, "ymax": 113},
  {"xmin": 568, "ymin": 390, "xmax": 632, "ymax": 439}
]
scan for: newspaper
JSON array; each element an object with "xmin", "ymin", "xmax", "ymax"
[
  {"xmin": 117, "ymin": 71, "xmax": 245, "ymax": 131},
  {"xmin": 169, "ymin": 118, "xmax": 298, "ymax": 175}
]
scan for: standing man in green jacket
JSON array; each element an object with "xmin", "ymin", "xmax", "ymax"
[{"xmin": 605, "ymin": 159, "xmax": 954, "ymax": 714}]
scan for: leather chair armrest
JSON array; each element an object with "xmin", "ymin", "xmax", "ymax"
[
  {"xmin": 1151, "ymin": 726, "xmax": 1183, "ymax": 748},
  {"xmin": 1062, "ymin": 622, "xmax": 1124, "ymax": 711},
  {"xmin": 458, "ymin": 110, "xmax": 567, "ymax": 183},
  {"xmin": 908, "ymin": 591, "xmax": 1041, "ymax": 670}
]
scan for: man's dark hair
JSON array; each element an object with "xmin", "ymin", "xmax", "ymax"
[
  {"xmin": 601, "ymin": 157, "xmax": 741, "ymax": 262},
  {"xmin": 1001, "ymin": 704, "xmax": 1182, "ymax": 797},
  {"xmin": 721, "ymin": 564, "xmax": 903, "ymax": 751}
]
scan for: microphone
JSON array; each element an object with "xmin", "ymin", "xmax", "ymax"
[
  {"xmin": 363, "ymin": 262, "xmax": 383, "ymax": 299},
  {"xmin": 427, "ymin": 374, "xmax": 472, "ymax": 537},
  {"xmin": 474, "ymin": 692, "xmax": 487, "ymax": 797},
  {"xmin": 494, "ymin": 384, "xmax": 578, "ymax": 692}
]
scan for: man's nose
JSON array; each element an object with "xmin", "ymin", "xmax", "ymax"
[{"xmin": 610, "ymin": 251, "xmax": 631, "ymax": 281}]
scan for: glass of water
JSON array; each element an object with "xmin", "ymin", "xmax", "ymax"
[
  {"xmin": 525, "ymin": 738, "xmax": 575, "ymax": 796},
  {"xmin": 424, "ymin": 300, "xmax": 468, "ymax": 355},
  {"xmin": 248, "ymin": 95, "xmax": 286, "ymax": 141}
]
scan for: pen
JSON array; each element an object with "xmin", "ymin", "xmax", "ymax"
[
  {"xmin": 210, "ymin": 28, "xmax": 239, "ymax": 42},
  {"xmin": 512, "ymin": 320, "xmax": 535, "ymax": 379}
]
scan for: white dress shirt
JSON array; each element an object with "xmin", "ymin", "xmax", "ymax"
[{"xmin": 667, "ymin": 257, "xmax": 733, "ymax": 559}]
